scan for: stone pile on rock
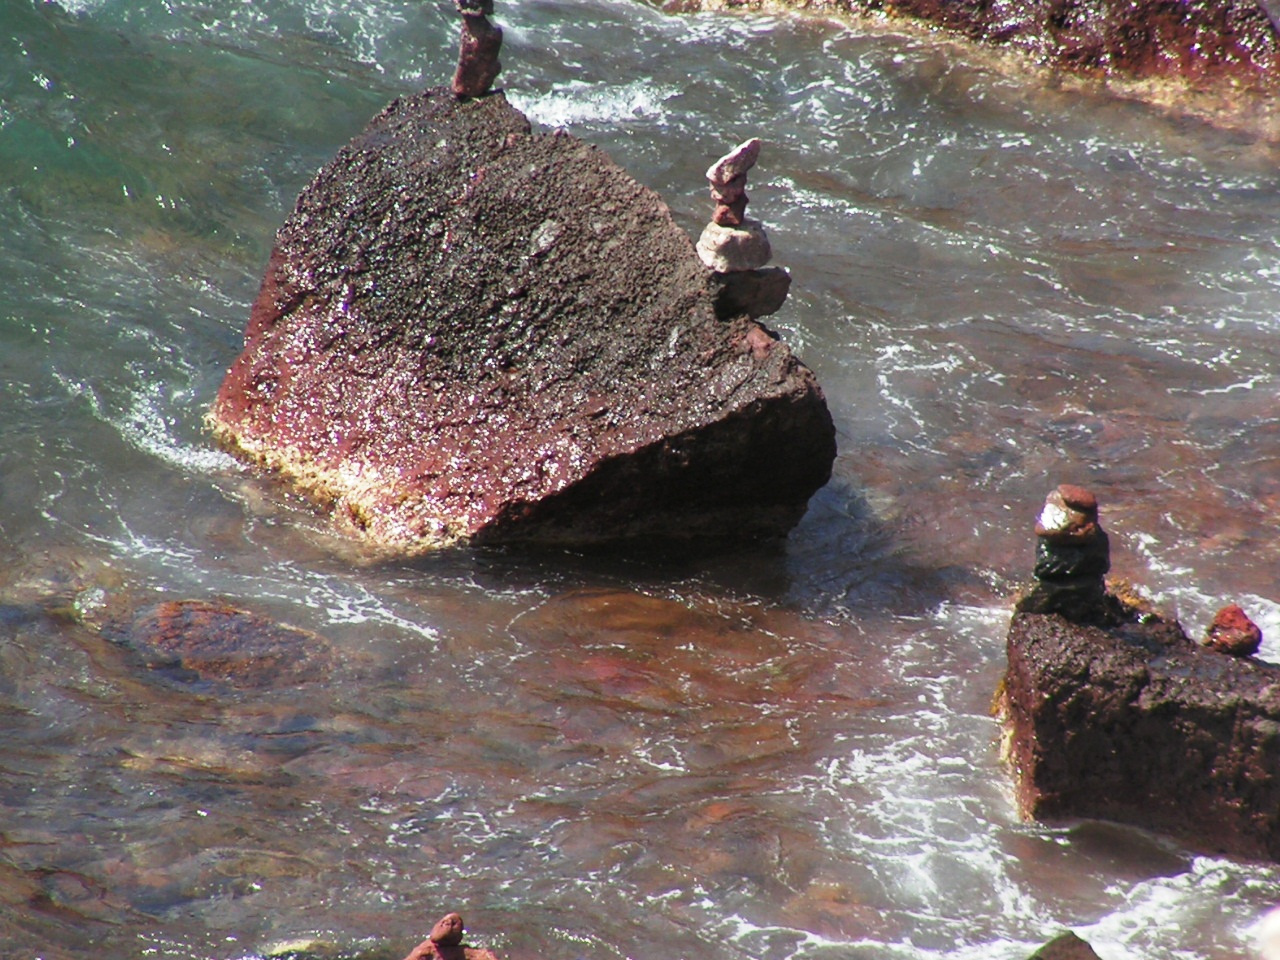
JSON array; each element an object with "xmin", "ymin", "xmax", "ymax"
[
  {"xmin": 1013, "ymin": 484, "xmax": 1118, "ymax": 624},
  {"xmin": 1000, "ymin": 485, "xmax": 1280, "ymax": 862},
  {"xmin": 696, "ymin": 138, "xmax": 791, "ymax": 320},
  {"xmin": 451, "ymin": 0, "xmax": 502, "ymax": 98}
]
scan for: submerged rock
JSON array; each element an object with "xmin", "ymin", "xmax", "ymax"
[
  {"xmin": 99, "ymin": 599, "xmax": 333, "ymax": 689},
  {"xmin": 209, "ymin": 88, "xmax": 835, "ymax": 552},
  {"xmin": 1000, "ymin": 491, "xmax": 1280, "ymax": 861}
]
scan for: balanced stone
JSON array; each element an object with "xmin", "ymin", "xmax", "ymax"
[
  {"xmin": 452, "ymin": 0, "xmax": 502, "ymax": 98},
  {"xmin": 696, "ymin": 219, "xmax": 771, "ymax": 272},
  {"xmin": 706, "ymin": 138, "xmax": 761, "ymax": 186},
  {"xmin": 1016, "ymin": 484, "xmax": 1112, "ymax": 623}
]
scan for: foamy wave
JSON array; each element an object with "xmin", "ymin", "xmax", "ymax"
[{"xmin": 509, "ymin": 80, "xmax": 676, "ymax": 128}]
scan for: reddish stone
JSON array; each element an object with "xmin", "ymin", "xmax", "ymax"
[
  {"xmin": 712, "ymin": 195, "xmax": 748, "ymax": 226},
  {"xmin": 100, "ymin": 600, "xmax": 331, "ymax": 689},
  {"xmin": 710, "ymin": 173, "xmax": 747, "ymax": 204},
  {"xmin": 664, "ymin": 0, "xmax": 1280, "ymax": 90},
  {"xmin": 1205, "ymin": 603, "xmax": 1263, "ymax": 657},
  {"xmin": 430, "ymin": 913, "xmax": 465, "ymax": 947},
  {"xmin": 209, "ymin": 89, "xmax": 834, "ymax": 551},
  {"xmin": 452, "ymin": 14, "xmax": 502, "ymax": 99},
  {"xmin": 1056, "ymin": 484, "xmax": 1097, "ymax": 514}
]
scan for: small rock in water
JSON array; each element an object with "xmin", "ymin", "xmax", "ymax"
[{"xmin": 1204, "ymin": 603, "xmax": 1262, "ymax": 657}]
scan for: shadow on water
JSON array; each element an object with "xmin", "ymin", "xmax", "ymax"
[{"xmin": 369, "ymin": 473, "xmax": 979, "ymax": 624}]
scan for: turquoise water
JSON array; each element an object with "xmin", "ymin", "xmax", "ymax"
[{"xmin": 2, "ymin": 1, "xmax": 1280, "ymax": 958}]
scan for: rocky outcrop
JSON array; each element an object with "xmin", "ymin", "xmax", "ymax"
[
  {"xmin": 1027, "ymin": 932, "xmax": 1102, "ymax": 960},
  {"xmin": 669, "ymin": 0, "xmax": 1280, "ymax": 91},
  {"xmin": 1000, "ymin": 487, "xmax": 1280, "ymax": 862},
  {"xmin": 209, "ymin": 88, "xmax": 835, "ymax": 552}
]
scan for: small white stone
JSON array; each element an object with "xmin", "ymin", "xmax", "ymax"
[
  {"xmin": 706, "ymin": 138, "xmax": 762, "ymax": 186},
  {"xmin": 1038, "ymin": 501, "xmax": 1070, "ymax": 533},
  {"xmin": 696, "ymin": 218, "xmax": 771, "ymax": 272}
]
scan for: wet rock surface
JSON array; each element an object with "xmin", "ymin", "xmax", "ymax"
[
  {"xmin": 98, "ymin": 599, "xmax": 333, "ymax": 689},
  {"xmin": 210, "ymin": 88, "xmax": 835, "ymax": 552},
  {"xmin": 671, "ymin": 0, "xmax": 1280, "ymax": 89},
  {"xmin": 1001, "ymin": 607, "xmax": 1280, "ymax": 862},
  {"xmin": 1027, "ymin": 931, "xmax": 1103, "ymax": 960}
]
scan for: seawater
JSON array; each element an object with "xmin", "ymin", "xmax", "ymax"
[{"xmin": 1, "ymin": 1, "xmax": 1279, "ymax": 958}]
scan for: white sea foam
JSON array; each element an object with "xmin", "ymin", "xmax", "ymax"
[{"xmin": 508, "ymin": 80, "xmax": 677, "ymax": 128}]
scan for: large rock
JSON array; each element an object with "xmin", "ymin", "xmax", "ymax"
[
  {"xmin": 209, "ymin": 88, "xmax": 835, "ymax": 552},
  {"xmin": 671, "ymin": 0, "xmax": 1280, "ymax": 89},
  {"xmin": 1000, "ymin": 608, "xmax": 1280, "ymax": 861}
]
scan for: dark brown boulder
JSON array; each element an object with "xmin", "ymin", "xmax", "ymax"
[
  {"xmin": 209, "ymin": 88, "xmax": 835, "ymax": 553},
  {"xmin": 1000, "ymin": 607, "xmax": 1280, "ymax": 861}
]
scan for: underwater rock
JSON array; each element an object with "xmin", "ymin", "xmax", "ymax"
[
  {"xmin": 1027, "ymin": 932, "xmax": 1102, "ymax": 960},
  {"xmin": 209, "ymin": 88, "xmax": 835, "ymax": 552},
  {"xmin": 99, "ymin": 599, "xmax": 332, "ymax": 689},
  {"xmin": 1204, "ymin": 602, "xmax": 1263, "ymax": 657}
]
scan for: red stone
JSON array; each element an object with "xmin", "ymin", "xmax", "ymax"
[
  {"xmin": 100, "ymin": 599, "xmax": 331, "ymax": 689},
  {"xmin": 430, "ymin": 913, "xmax": 465, "ymax": 947},
  {"xmin": 664, "ymin": 0, "xmax": 1280, "ymax": 89},
  {"xmin": 1056, "ymin": 483, "xmax": 1097, "ymax": 514},
  {"xmin": 712, "ymin": 195, "xmax": 748, "ymax": 226},
  {"xmin": 1205, "ymin": 603, "xmax": 1263, "ymax": 657},
  {"xmin": 710, "ymin": 173, "xmax": 747, "ymax": 204},
  {"xmin": 452, "ymin": 14, "xmax": 502, "ymax": 99}
]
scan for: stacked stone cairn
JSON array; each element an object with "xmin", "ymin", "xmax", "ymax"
[
  {"xmin": 452, "ymin": 0, "xmax": 502, "ymax": 99},
  {"xmin": 1014, "ymin": 484, "xmax": 1113, "ymax": 623},
  {"xmin": 697, "ymin": 139, "xmax": 792, "ymax": 320}
]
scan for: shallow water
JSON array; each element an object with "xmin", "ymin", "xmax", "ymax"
[{"xmin": 2, "ymin": 1, "xmax": 1279, "ymax": 958}]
